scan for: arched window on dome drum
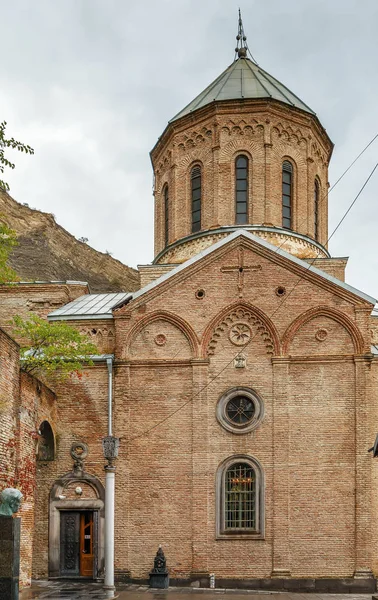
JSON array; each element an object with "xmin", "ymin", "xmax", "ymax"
[
  {"xmin": 314, "ymin": 178, "xmax": 320, "ymax": 241},
  {"xmin": 282, "ymin": 161, "xmax": 293, "ymax": 229},
  {"xmin": 191, "ymin": 166, "xmax": 202, "ymax": 233},
  {"xmin": 164, "ymin": 185, "xmax": 169, "ymax": 246},
  {"xmin": 235, "ymin": 155, "xmax": 248, "ymax": 224}
]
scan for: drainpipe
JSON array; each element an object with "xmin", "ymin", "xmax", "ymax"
[
  {"xmin": 106, "ymin": 357, "xmax": 113, "ymax": 437},
  {"xmin": 102, "ymin": 356, "xmax": 119, "ymax": 592}
]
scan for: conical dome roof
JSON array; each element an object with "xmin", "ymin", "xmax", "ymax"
[{"xmin": 170, "ymin": 56, "xmax": 315, "ymax": 122}]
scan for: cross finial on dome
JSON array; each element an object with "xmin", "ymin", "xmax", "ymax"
[
  {"xmin": 234, "ymin": 9, "xmax": 257, "ymax": 63},
  {"xmin": 235, "ymin": 9, "xmax": 248, "ymax": 58}
]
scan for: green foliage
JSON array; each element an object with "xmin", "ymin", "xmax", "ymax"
[
  {"xmin": 0, "ymin": 221, "xmax": 18, "ymax": 283},
  {"xmin": 10, "ymin": 314, "xmax": 98, "ymax": 379},
  {"xmin": 0, "ymin": 121, "xmax": 34, "ymax": 192}
]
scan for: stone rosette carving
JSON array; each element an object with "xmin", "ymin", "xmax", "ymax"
[
  {"xmin": 315, "ymin": 328, "xmax": 328, "ymax": 342},
  {"xmin": 208, "ymin": 307, "xmax": 274, "ymax": 356},
  {"xmin": 154, "ymin": 334, "xmax": 167, "ymax": 346},
  {"xmin": 229, "ymin": 323, "xmax": 252, "ymax": 346}
]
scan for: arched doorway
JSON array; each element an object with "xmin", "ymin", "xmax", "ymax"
[{"xmin": 49, "ymin": 472, "xmax": 105, "ymax": 579}]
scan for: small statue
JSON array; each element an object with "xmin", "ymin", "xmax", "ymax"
[
  {"xmin": 149, "ymin": 545, "xmax": 169, "ymax": 589},
  {"xmin": 152, "ymin": 545, "xmax": 168, "ymax": 574},
  {"xmin": 0, "ymin": 488, "xmax": 23, "ymax": 516}
]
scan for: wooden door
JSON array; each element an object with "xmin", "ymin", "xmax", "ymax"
[{"xmin": 80, "ymin": 512, "xmax": 94, "ymax": 577}]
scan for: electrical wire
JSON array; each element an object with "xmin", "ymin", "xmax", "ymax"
[
  {"xmin": 329, "ymin": 133, "xmax": 378, "ymax": 193},
  {"xmin": 128, "ymin": 159, "xmax": 378, "ymax": 443}
]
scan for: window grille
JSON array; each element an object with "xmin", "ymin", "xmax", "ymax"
[
  {"xmin": 225, "ymin": 462, "xmax": 256, "ymax": 529},
  {"xmin": 191, "ymin": 166, "xmax": 201, "ymax": 233},
  {"xmin": 282, "ymin": 161, "xmax": 293, "ymax": 229},
  {"xmin": 164, "ymin": 185, "xmax": 169, "ymax": 246},
  {"xmin": 235, "ymin": 155, "xmax": 248, "ymax": 224},
  {"xmin": 314, "ymin": 179, "xmax": 319, "ymax": 240}
]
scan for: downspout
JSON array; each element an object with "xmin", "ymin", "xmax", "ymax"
[
  {"xmin": 104, "ymin": 356, "xmax": 116, "ymax": 591},
  {"xmin": 106, "ymin": 357, "xmax": 113, "ymax": 436}
]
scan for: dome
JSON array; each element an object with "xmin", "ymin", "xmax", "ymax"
[{"xmin": 170, "ymin": 56, "xmax": 315, "ymax": 123}]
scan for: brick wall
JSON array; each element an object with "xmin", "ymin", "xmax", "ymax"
[{"xmin": 151, "ymin": 100, "xmax": 332, "ymax": 261}]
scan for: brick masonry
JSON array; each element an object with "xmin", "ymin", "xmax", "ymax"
[{"xmin": 1, "ymin": 77, "xmax": 378, "ymax": 594}]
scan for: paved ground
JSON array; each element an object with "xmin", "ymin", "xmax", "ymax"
[{"xmin": 19, "ymin": 581, "xmax": 375, "ymax": 600}]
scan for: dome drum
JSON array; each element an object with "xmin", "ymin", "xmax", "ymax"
[{"xmin": 152, "ymin": 97, "xmax": 332, "ymax": 263}]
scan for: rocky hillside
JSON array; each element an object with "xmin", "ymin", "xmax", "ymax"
[{"xmin": 0, "ymin": 189, "xmax": 140, "ymax": 293}]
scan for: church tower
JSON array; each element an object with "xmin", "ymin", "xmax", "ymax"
[{"xmin": 151, "ymin": 14, "xmax": 333, "ymax": 265}]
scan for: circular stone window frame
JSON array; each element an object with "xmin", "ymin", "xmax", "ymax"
[{"xmin": 216, "ymin": 387, "xmax": 264, "ymax": 435}]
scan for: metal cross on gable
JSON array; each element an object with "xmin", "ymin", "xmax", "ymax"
[{"xmin": 220, "ymin": 247, "xmax": 262, "ymax": 297}]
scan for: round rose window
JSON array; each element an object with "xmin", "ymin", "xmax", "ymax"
[
  {"xmin": 216, "ymin": 387, "xmax": 264, "ymax": 434},
  {"xmin": 225, "ymin": 396, "xmax": 255, "ymax": 426}
]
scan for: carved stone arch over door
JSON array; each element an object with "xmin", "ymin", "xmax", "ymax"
[{"xmin": 49, "ymin": 472, "xmax": 105, "ymax": 579}]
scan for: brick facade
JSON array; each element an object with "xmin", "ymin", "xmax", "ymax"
[
  {"xmin": 2, "ymin": 49, "xmax": 378, "ymax": 593},
  {"xmin": 151, "ymin": 100, "xmax": 332, "ymax": 264}
]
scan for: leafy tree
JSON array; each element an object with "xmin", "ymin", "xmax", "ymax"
[
  {"xmin": 0, "ymin": 121, "xmax": 34, "ymax": 191},
  {"xmin": 11, "ymin": 314, "xmax": 98, "ymax": 379}
]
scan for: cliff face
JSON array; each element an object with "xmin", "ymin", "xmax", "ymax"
[{"xmin": 0, "ymin": 189, "xmax": 140, "ymax": 293}]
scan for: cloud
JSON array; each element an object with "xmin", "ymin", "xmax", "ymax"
[{"xmin": 1, "ymin": 0, "xmax": 378, "ymax": 299}]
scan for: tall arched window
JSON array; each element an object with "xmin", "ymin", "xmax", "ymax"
[
  {"xmin": 216, "ymin": 455, "xmax": 264, "ymax": 538},
  {"xmin": 37, "ymin": 421, "xmax": 55, "ymax": 461},
  {"xmin": 282, "ymin": 161, "xmax": 293, "ymax": 229},
  {"xmin": 314, "ymin": 179, "xmax": 320, "ymax": 240},
  {"xmin": 164, "ymin": 185, "xmax": 169, "ymax": 246},
  {"xmin": 235, "ymin": 155, "xmax": 248, "ymax": 224},
  {"xmin": 191, "ymin": 166, "xmax": 201, "ymax": 233}
]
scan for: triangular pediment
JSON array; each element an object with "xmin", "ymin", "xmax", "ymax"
[{"xmin": 115, "ymin": 231, "xmax": 375, "ymax": 316}]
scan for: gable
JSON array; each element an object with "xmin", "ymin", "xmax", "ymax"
[
  {"xmin": 115, "ymin": 232, "xmax": 373, "ymax": 358},
  {"xmin": 123, "ymin": 231, "xmax": 375, "ymax": 312}
]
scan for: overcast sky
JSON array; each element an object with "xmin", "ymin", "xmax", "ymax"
[{"xmin": 1, "ymin": 0, "xmax": 378, "ymax": 299}]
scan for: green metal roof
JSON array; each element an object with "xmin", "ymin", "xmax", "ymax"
[{"xmin": 170, "ymin": 57, "xmax": 315, "ymax": 122}]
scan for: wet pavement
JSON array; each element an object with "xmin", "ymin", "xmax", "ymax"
[{"xmin": 19, "ymin": 581, "xmax": 375, "ymax": 600}]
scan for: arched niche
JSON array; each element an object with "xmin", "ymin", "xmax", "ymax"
[
  {"xmin": 37, "ymin": 420, "xmax": 55, "ymax": 461},
  {"xmin": 126, "ymin": 312, "xmax": 199, "ymax": 360},
  {"xmin": 283, "ymin": 308, "xmax": 363, "ymax": 356}
]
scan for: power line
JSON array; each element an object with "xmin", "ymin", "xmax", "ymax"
[
  {"xmin": 328, "ymin": 163, "xmax": 378, "ymax": 243},
  {"xmin": 129, "ymin": 159, "xmax": 378, "ymax": 443},
  {"xmin": 329, "ymin": 133, "xmax": 378, "ymax": 193}
]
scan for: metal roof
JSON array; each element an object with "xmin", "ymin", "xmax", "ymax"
[
  {"xmin": 48, "ymin": 292, "xmax": 132, "ymax": 321},
  {"xmin": 170, "ymin": 57, "xmax": 315, "ymax": 122}
]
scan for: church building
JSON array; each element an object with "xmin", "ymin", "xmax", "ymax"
[{"xmin": 2, "ymin": 16, "xmax": 378, "ymax": 593}]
